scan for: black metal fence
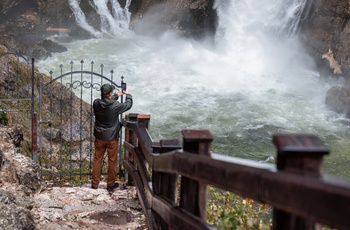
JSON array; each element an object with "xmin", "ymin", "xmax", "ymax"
[
  {"xmin": 0, "ymin": 52, "xmax": 129, "ymax": 185},
  {"xmin": 38, "ymin": 60, "xmax": 125, "ymax": 184}
]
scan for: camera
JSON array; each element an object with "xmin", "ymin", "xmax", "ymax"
[{"xmin": 121, "ymin": 82, "xmax": 127, "ymax": 92}]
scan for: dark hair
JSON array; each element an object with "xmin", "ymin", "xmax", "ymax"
[
  {"xmin": 101, "ymin": 93, "xmax": 110, "ymax": 99},
  {"xmin": 101, "ymin": 84, "xmax": 115, "ymax": 97}
]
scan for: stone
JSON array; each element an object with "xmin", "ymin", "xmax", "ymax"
[
  {"xmin": 42, "ymin": 39, "xmax": 68, "ymax": 53},
  {"xmin": 0, "ymin": 189, "xmax": 35, "ymax": 230},
  {"xmin": 325, "ymin": 85, "xmax": 350, "ymax": 116},
  {"xmin": 60, "ymin": 122, "xmax": 87, "ymax": 142},
  {"xmin": 0, "ymin": 125, "xmax": 44, "ymax": 195}
]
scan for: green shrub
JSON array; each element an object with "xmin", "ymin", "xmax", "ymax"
[
  {"xmin": 0, "ymin": 110, "xmax": 8, "ymax": 125},
  {"xmin": 207, "ymin": 187, "xmax": 272, "ymax": 230}
]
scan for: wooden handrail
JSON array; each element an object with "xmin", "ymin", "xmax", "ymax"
[{"xmin": 122, "ymin": 114, "xmax": 350, "ymax": 230}]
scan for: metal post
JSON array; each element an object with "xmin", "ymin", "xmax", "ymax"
[
  {"xmin": 32, "ymin": 113, "xmax": 38, "ymax": 162},
  {"xmin": 31, "ymin": 58, "xmax": 37, "ymax": 162},
  {"xmin": 118, "ymin": 76, "xmax": 124, "ymax": 176}
]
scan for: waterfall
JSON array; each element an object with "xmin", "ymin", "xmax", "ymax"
[
  {"xmin": 110, "ymin": 0, "xmax": 132, "ymax": 30},
  {"xmin": 68, "ymin": 0, "xmax": 132, "ymax": 37},
  {"xmin": 211, "ymin": 0, "xmax": 313, "ymax": 85},
  {"xmin": 214, "ymin": 0, "xmax": 310, "ymax": 44},
  {"xmin": 38, "ymin": 0, "xmax": 350, "ymax": 178},
  {"xmin": 68, "ymin": 0, "xmax": 103, "ymax": 38}
]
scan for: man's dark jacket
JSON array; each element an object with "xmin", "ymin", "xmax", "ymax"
[{"xmin": 93, "ymin": 94, "xmax": 133, "ymax": 140}]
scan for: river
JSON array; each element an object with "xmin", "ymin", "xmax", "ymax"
[{"xmin": 37, "ymin": 0, "xmax": 350, "ymax": 179}]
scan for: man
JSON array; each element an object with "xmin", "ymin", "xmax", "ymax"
[{"xmin": 91, "ymin": 83, "xmax": 133, "ymax": 192}]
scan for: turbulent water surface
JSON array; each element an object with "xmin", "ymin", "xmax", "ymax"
[{"xmin": 37, "ymin": 0, "xmax": 350, "ymax": 178}]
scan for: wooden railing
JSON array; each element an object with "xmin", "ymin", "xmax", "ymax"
[{"xmin": 122, "ymin": 113, "xmax": 350, "ymax": 230}]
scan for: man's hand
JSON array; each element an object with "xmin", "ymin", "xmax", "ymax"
[{"xmin": 117, "ymin": 89, "xmax": 129, "ymax": 96}]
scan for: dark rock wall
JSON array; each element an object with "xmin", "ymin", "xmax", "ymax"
[
  {"xmin": 301, "ymin": 0, "xmax": 350, "ymax": 78},
  {"xmin": 130, "ymin": 0, "xmax": 217, "ymax": 38},
  {"xmin": 300, "ymin": 0, "xmax": 350, "ymax": 114},
  {"xmin": 0, "ymin": 0, "xmax": 216, "ymax": 58}
]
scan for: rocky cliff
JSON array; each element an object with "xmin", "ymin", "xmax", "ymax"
[
  {"xmin": 301, "ymin": 0, "xmax": 350, "ymax": 77},
  {"xmin": 0, "ymin": 0, "xmax": 216, "ymax": 59},
  {"xmin": 301, "ymin": 0, "xmax": 350, "ymax": 115}
]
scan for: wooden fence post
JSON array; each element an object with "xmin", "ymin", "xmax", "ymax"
[
  {"xmin": 152, "ymin": 139, "xmax": 181, "ymax": 229},
  {"xmin": 124, "ymin": 113, "xmax": 151, "ymax": 185},
  {"xmin": 180, "ymin": 130, "xmax": 213, "ymax": 221},
  {"xmin": 124, "ymin": 113, "xmax": 138, "ymax": 185},
  {"xmin": 272, "ymin": 135, "xmax": 329, "ymax": 230}
]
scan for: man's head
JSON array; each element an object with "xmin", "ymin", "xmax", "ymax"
[{"xmin": 101, "ymin": 84, "xmax": 115, "ymax": 98}]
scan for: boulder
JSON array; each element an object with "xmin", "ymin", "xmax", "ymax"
[
  {"xmin": 42, "ymin": 39, "xmax": 68, "ymax": 53},
  {"xmin": 0, "ymin": 125, "xmax": 44, "ymax": 229},
  {"xmin": 325, "ymin": 86, "xmax": 350, "ymax": 116},
  {"xmin": 0, "ymin": 125, "xmax": 43, "ymax": 195}
]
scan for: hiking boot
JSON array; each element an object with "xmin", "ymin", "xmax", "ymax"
[
  {"xmin": 107, "ymin": 183, "xmax": 119, "ymax": 192},
  {"xmin": 91, "ymin": 185, "xmax": 98, "ymax": 189}
]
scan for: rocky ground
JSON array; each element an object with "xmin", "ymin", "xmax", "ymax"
[
  {"xmin": 0, "ymin": 125, "xmax": 146, "ymax": 229},
  {"xmin": 32, "ymin": 182, "xmax": 146, "ymax": 230}
]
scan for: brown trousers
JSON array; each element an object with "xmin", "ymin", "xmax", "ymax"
[{"xmin": 92, "ymin": 139, "xmax": 119, "ymax": 187}]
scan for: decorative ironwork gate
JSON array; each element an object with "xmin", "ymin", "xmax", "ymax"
[{"xmin": 38, "ymin": 60, "xmax": 125, "ymax": 185}]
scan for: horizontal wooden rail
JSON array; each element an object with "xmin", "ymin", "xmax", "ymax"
[
  {"xmin": 122, "ymin": 114, "xmax": 350, "ymax": 230},
  {"xmin": 154, "ymin": 151, "xmax": 350, "ymax": 228}
]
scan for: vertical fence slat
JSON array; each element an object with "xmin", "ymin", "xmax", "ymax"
[
  {"xmin": 32, "ymin": 112, "xmax": 38, "ymax": 162},
  {"xmin": 153, "ymin": 139, "xmax": 181, "ymax": 229},
  {"xmin": 125, "ymin": 113, "xmax": 139, "ymax": 185},
  {"xmin": 180, "ymin": 130, "xmax": 213, "ymax": 221},
  {"xmin": 272, "ymin": 134, "xmax": 329, "ymax": 230}
]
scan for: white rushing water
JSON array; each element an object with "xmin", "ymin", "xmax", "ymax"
[{"xmin": 38, "ymin": 0, "xmax": 350, "ymax": 178}]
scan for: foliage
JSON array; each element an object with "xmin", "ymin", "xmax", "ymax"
[
  {"xmin": 0, "ymin": 110, "xmax": 8, "ymax": 125},
  {"xmin": 207, "ymin": 187, "xmax": 272, "ymax": 230}
]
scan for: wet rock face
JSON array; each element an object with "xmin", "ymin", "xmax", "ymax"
[
  {"xmin": 0, "ymin": 0, "xmax": 217, "ymax": 59},
  {"xmin": 0, "ymin": 0, "xmax": 74, "ymax": 59},
  {"xmin": 131, "ymin": 0, "xmax": 217, "ymax": 38},
  {"xmin": 300, "ymin": 0, "xmax": 350, "ymax": 116},
  {"xmin": 301, "ymin": 0, "xmax": 350, "ymax": 78}
]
